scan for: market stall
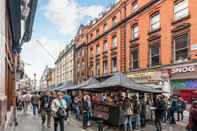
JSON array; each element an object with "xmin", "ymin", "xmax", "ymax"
[{"xmin": 79, "ymin": 72, "xmax": 163, "ymax": 126}]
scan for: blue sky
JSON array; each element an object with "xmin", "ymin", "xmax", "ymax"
[{"xmin": 21, "ymin": 0, "xmax": 116, "ymax": 79}]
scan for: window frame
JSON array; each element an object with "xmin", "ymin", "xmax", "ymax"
[
  {"xmin": 149, "ymin": 40, "xmax": 160, "ymax": 67},
  {"xmin": 131, "ymin": 47, "xmax": 139, "ymax": 70},
  {"xmin": 150, "ymin": 12, "xmax": 160, "ymax": 32},
  {"xmin": 112, "ymin": 36, "xmax": 117, "ymax": 48},
  {"xmin": 132, "ymin": 24, "xmax": 139, "ymax": 40},
  {"xmin": 103, "ymin": 40, "xmax": 108, "ymax": 52},
  {"xmin": 112, "ymin": 57, "xmax": 117, "ymax": 72},
  {"xmin": 174, "ymin": 0, "xmax": 189, "ymax": 21},
  {"xmin": 173, "ymin": 33, "xmax": 189, "ymax": 63},
  {"xmin": 103, "ymin": 60, "xmax": 108, "ymax": 74},
  {"xmin": 96, "ymin": 44, "xmax": 100, "ymax": 55}
]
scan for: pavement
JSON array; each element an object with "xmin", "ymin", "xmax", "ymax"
[{"xmin": 14, "ymin": 108, "xmax": 189, "ymax": 131}]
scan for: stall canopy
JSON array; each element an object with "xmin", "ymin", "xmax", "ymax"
[
  {"xmin": 76, "ymin": 77, "xmax": 100, "ymax": 88},
  {"xmin": 80, "ymin": 72, "xmax": 163, "ymax": 93},
  {"xmin": 49, "ymin": 81, "xmax": 74, "ymax": 91}
]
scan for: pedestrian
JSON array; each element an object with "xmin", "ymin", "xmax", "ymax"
[
  {"xmin": 154, "ymin": 96, "xmax": 163, "ymax": 131},
  {"xmin": 169, "ymin": 96, "xmax": 177, "ymax": 124},
  {"xmin": 39, "ymin": 91, "xmax": 52, "ymax": 128},
  {"xmin": 160, "ymin": 96, "xmax": 167, "ymax": 123},
  {"xmin": 73, "ymin": 95, "xmax": 81, "ymax": 120},
  {"xmin": 82, "ymin": 95, "xmax": 92, "ymax": 129},
  {"xmin": 187, "ymin": 100, "xmax": 197, "ymax": 131},
  {"xmin": 140, "ymin": 97, "xmax": 146, "ymax": 127},
  {"xmin": 31, "ymin": 93, "xmax": 39, "ymax": 116},
  {"xmin": 122, "ymin": 97, "xmax": 133, "ymax": 131},
  {"xmin": 133, "ymin": 97, "xmax": 141, "ymax": 130},
  {"xmin": 51, "ymin": 92, "xmax": 67, "ymax": 131},
  {"xmin": 63, "ymin": 92, "xmax": 72, "ymax": 120},
  {"xmin": 177, "ymin": 97, "xmax": 186, "ymax": 121}
]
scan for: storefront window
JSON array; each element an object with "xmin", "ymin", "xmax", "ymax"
[{"xmin": 174, "ymin": 34, "xmax": 188, "ymax": 63}]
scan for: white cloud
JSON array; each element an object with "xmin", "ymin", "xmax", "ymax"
[
  {"xmin": 44, "ymin": 0, "xmax": 104, "ymax": 37},
  {"xmin": 21, "ymin": 37, "xmax": 64, "ymax": 79}
]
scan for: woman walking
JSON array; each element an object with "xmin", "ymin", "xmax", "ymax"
[{"xmin": 51, "ymin": 92, "xmax": 67, "ymax": 131}]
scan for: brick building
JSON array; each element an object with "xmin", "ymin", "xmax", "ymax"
[{"xmin": 75, "ymin": 0, "xmax": 197, "ymax": 100}]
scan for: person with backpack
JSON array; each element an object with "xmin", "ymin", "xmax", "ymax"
[{"xmin": 51, "ymin": 92, "xmax": 67, "ymax": 131}]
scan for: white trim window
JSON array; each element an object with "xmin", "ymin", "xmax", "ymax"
[
  {"xmin": 132, "ymin": 1, "xmax": 139, "ymax": 12},
  {"xmin": 96, "ymin": 45, "xmax": 100, "ymax": 55},
  {"xmin": 150, "ymin": 42, "xmax": 160, "ymax": 67},
  {"xmin": 112, "ymin": 36, "xmax": 117, "ymax": 48},
  {"xmin": 150, "ymin": 13, "xmax": 160, "ymax": 31},
  {"xmin": 174, "ymin": 0, "xmax": 189, "ymax": 20},
  {"xmin": 131, "ymin": 47, "xmax": 139, "ymax": 69},
  {"xmin": 112, "ymin": 57, "xmax": 117, "ymax": 72},
  {"xmin": 132, "ymin": 24, "xmax": 139, "ymax": 40},
  {"xmin": 174, "ymin": 34, "xmax": 188, "ymax": 63},
  {"xmin": 103, "ymin": 60, "xmax": 108, "ymax": 74},
  {"xmin": 103, "ymin": 40, "xmax": 108, "ymax": 52}
]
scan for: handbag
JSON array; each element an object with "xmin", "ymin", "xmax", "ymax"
[{"xmin": 57, "ymin": 108, "xmax": 65, "ymax": 118}]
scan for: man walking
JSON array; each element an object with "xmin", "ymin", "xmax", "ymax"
[{"xmin": 31, "ymin": 93, "xmax": 39, "ymax": 116}]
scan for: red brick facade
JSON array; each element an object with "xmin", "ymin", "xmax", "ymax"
[{"xmin": 75, "ymin": 0, "xmax": 197, "ymax": 84}]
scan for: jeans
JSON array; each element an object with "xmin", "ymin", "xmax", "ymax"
[
  {"xmin": 83, "ymin": 111, "xmax": 89, "ymax": 129},
  {"xmin": 161, "ymin": 111, "xmax": 167, "ymax": 123},
  {"xmin": 123, "ymin": 116, "xmax": 132, "ymax": 131},
  {"xmin": 140, "ymin": 114, "xmax": 146, "ymax": 127},
  {"xmin": 177, "ymin": 110, "xmax": 183, "ymax": 121},
  {"xmin": 32, "ymin": 104, "xmax": 37, "ymax": 116},
  {"xmin": 75, "ymin": 107, "xmax": 80, "ymax": 120},
  {"xmin": 54, "ymin": 117, "xmax": 64, "ymax": 131},
  {"xmin": 170, "ymin": 109, "xmax": 175, "ymax": 124},
  {"xmin": 136, "ymin": 114, "xmax": 141, "ymax": 128}
]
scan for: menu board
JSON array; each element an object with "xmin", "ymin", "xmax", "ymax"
[{"xmin": 93, "ymin": 104, "xmax": 110, "ymax": 120}]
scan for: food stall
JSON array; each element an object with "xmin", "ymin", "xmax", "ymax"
[{"xmin": 79, "ymin": 72, "xmax": 163, "ymax": 126}]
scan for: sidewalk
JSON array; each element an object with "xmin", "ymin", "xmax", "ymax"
[{"xmin": 14, "ymin": 109, "xmax": 188, "ymax": 131}]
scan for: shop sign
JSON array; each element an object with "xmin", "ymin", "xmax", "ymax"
[
  {"xmin": 171, "ymin": 65, "xmax": 195, "ymax": 74},
  {"xmin": 127, "ymin": 70, "xmax": 163, "ymax": 83}
]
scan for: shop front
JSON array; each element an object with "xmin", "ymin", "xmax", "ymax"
[
  {"xmin": 168, "ymin": 63, "xmax": 197, "ymax": 102},
  {"xmin": 127, "ymin": 69, "xmax": 170, "ymax": 95}
]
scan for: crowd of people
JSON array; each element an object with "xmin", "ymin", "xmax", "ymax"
[{"xmin": 16, "ymin": 91, "xmax": 197, "ymax": 131}]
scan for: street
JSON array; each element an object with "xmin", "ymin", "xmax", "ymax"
[{"xmin": 14, "ymin": 108, "xmax": 189, "ymax": 131}]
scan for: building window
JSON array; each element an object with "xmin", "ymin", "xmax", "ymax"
[
  {"xmin": 174, "ymin": 33, "xmax": 188, "ymax": 63},
  {"xmin": 174, "ymin": 0, "xmax": 189, "ymax": 20},
  {"xmin": 112, "ymin": 16, "xmax": 117, "ymax": 27},
  {"xmin": 132, "ymin": 24, "xmax": 139, "ymax": 40},
  {"xmin": 150, "ymin": 13, "xmax": 160, "ymax": 31},
  {"xmin": 112, "ymin": 57, "xmax": 117, "ymax": 72},
  {"xmin": 150, "ymin": 42, "xmax": 160, "ymax": 67},
  {"xmin": 96, "ymin": 29, "xmax": 99, "ymax": 37},
  {"xmin": 96, "ymin": 45, "xmax": 100, "ymax": 55},
  {"xmin": 112, "ymin": 36, "xmax": 117, "ymax": 48},
  {"xmin": 103, "ymin": 61, "xmax": 108, "ymax": 74},
  {"xmin": 96, "ymin": 63, "xmax": 100, "ymax": 76},
  {"xmin": 104, "ymin": 23, "xmax": 108, "ymax": 32},
  {"xmin": 131, "ymin": 48, "xmax": 139, "ymax": 69},
  {"xmin": 103, "ymin": 40, "xmax": 108, "ymax": 52},
  {"xmin": 132, "ymin": 1, "xmax": 139, "ymax": 12}
]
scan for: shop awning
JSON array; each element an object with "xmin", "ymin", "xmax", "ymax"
[{"xmin": 80, "ymin": 72, "xmax": 163, "ymax": 93}]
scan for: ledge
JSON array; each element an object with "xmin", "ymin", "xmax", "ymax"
[{"xmin": 171, "ymin": 15, "xmax": 190, "ymax": 25}]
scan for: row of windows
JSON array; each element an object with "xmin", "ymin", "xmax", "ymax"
[
  {"xmin": 131, "ymin": 0, "xmax": 189, "ymax": 39},
  {"xmin": 130, "ymin": 33, "xmax": 189, "ymax": 69},
  {"xmin": 90, "ymin": 57, "xmax": 117, "ymax": 76}
]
